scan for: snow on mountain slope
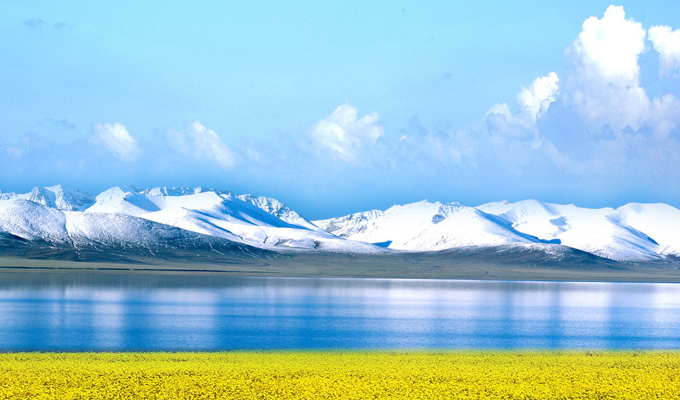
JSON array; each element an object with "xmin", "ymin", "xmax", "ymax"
[
  {"xmin": 477, "ymin": 200, "xmax": 663, "ymax": 261},
  {"xmin": 0, "ymin": 199, "xmax": 69, "ymax": 243},
  {"xmin": 318, "ymin": 198, "xmax": 680, "ymax": 261},
  {"xmin": 63, "ymin": 211, "xmax": 257, "ymax": 252},
  {"xmin": 141, "ymin": 186, "xmax": 231, "ymax": 197},
  {"xmin": 85, "ymin": 186, "xmax": 381, "ymax": 252},
  {"xmin": 140, "ymin": 191, "xmax": 300, "ymax": 242},
  {"xmin": 2, "ymin": 184, "xmax": 680, "ymax": 261},
  {"xmin": 315, "ymin": 200, "xmax": 551, "ymax": 251},
  {"xmin": 86, "ymin": 185, "xmax": 162, "ymax": 217},
  {"xmin": 0, "ymin": 197, "xmax": 265, "ymax": 256},
  {"xmin": 315, "ymin": 209, "xmax": 385, "ymax": 242},
  {"xmin": 46, "ymin": 185, "xmax": 95, "ymax": 211},
  {"xmin": 0, "ymin": 185, "xmax": 94, "ymax": 211},
  {"xmin": 477, "ymin": 200, "xmax": 563, "ymax": 239},
  {"xmin": 236, "ymin": 194, "xmax": 321, "ymax": 231},
  {"xmin": 616, "ymin": 203, "xmax": 680, "ymax": 257}
]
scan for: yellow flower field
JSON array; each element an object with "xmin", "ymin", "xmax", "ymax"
[{"xmin": 0, "ymin": 351, "xmax": 679, "ymax": 399}]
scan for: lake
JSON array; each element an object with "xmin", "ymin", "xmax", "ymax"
[{"xmin": 0, "ymin": 272, "xmax": 679, "ymax": 351}]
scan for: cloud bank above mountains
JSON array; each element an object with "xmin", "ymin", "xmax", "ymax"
[
  {"xmin": 90, "ymin": 122, "xmax": 141, "ymax": 161},
  {"xmin": 309, "ymin": 103, "xmax": 384, "ymax": 162},
  {"xmin": 3, "ymin": 5, "xmax": 680, "ymax": 218}
]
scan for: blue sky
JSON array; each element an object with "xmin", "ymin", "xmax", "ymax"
[{"xmin": 2, "ymin": 1, "xmax": 680, "ymax": 218}]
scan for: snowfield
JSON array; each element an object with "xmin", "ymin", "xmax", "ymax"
[
  {"xmin": 317, "ymin": 199, "xmax": 680, "ymax": 262},
  {"xmin": 0, "ymin": 185, "xmax": 381, "ymax": 254},
  {"xmin": 1, "ymin": 185, "xmax": 679, "ymax": 262}
]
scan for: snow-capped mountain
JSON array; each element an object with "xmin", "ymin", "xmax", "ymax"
[
  {"xmin": 316, "ymin": 199, "xmax": 680, "ymax": 262},
  {"xmin": 314, "ymin": 201, "xmax": 555, "ymax": 251},
  {"xmin": 0, "ymin": 197, "xmax": 266, "ymax": 257},
  {"xmin": 84, "ymin": 185, "xmax": 378, "ymax": 252},
  {"xmin": 477, "ymin": 200, "xmax": 663, "ymax": 261},
  {"xmin": 0, "ymin": 185, "xmax": 94, "ymax": 211},
  {"xmin": 0, "ymin": 185, "xmax": 379, "ymax": 254},
  {"xmin": 236, "ymin": 193, "xmax": 319, "ymax": 231},
  {"xmin": 1, "ymin": 185, "xmax": 679, "ymax": 263}
]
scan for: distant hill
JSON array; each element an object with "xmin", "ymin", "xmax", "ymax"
[{"xmin": 1, "ymin": 185, "xmax": 679, "ymax": 266}]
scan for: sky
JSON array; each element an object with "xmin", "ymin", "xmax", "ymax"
[{"xmin": 2, "ymin": 1, "xmax": 680, "ymax": 219}]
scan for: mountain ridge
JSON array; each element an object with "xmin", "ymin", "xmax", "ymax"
[
  {"xmin": 1, "ymin": 185, "xmax": 679, "ymax": 264},
  {"xmin": 317, "ymin": 198, "xmax": 680, "ymax": 262}
]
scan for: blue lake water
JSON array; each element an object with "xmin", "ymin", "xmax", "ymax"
[{"xmin": 0, "ymin": 272, "xmax": 679, "ymax": 351}]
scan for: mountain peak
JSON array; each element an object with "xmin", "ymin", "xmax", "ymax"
[
  {"xmin": 1, "ymin": 185, "xmax": 95, "ymax": 212},
  {"xmin": 1, "ymin": 184, "xmax": 680, "ymax": 262},
  {"xmin": 236, "ymin": 193, "xmax": 319, "ymax": 231},
  {"xmin": 141, "ymin": 186, "xmax": 233, "ymax": 197}
]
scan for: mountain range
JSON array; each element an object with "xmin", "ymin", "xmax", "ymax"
[{"xmin": 0, "ymin": 184, "xmax": 678, "ymax": 264}]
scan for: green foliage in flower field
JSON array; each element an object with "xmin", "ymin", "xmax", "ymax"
[{"xmin": 0, "ymin": 351, "xmax": 679, "ymax": 399}]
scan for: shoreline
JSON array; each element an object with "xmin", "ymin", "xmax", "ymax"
[
  {"xmin": 3, "ymin": 267, "xmax": 680, "ymax": 285},
  {"xmin": 1, "ymin": 255, "xmax": 680, "ymax": 283}
]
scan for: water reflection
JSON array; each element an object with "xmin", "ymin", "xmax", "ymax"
[{"xmin": 0, "ymin": 272, "xmax": 679, "ymax": 350}]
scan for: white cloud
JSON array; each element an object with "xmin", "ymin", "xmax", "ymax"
[
  {"xmin": 648, "ymin": 25, "xmax": 680, "ymax": 77},
  {"xmin": 565, "ymin": 5, "xmax": 680, "ymax": 136},
  {"xmin": 517, "ymin": 72, "xmax": 559, "ymax": 122},
  {"xmin": 570, "ymin": 5, "xmax": 645, "ymax": 86},
  {"xmin": 309, "ymin": 103, "xmax": 384, "ymax": 161},
  {"xmin": 485, "ymin": 102, "xmax": 535, "ymax": 141},
  {"xmin": 167, "ymin": 121, "xmax": 236, "ymax": 168},
  {"xmin": 91, "ymin": 122, "xmax": 141, "ymax": 161},
  {"xmin": 485, "ymin": 72, "xmax": 558, "ymax": 145},
  {"xmin": 649, "ymin": 94, "xmax": 680, "ymax": 138}
]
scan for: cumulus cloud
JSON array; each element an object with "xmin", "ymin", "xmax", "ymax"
[
  {"xmin": 485, "ymin": 103, "xmax": 536, "ymax": 142},
  {"xmin": 570, "ymin": 6, "xmax": 645, "ymax": 86},
  {"xmin": 450, "ymin": 4, "xmax": 680, "ymax": 182},
  {"xmin": 471, "ymin": 4, "xmax": 680, "ymax": 179},
  {"xmin": 464, "ymin": 4, "xmax": 680, "ymax": 184},
  {"xmin": 309, "ymin": 103, "xmax": 384, "ymax": 161},
  {"xmin": 393, "ymin": 71, "xmax": 566, "ymax": 177},
  {"xmin": 91, "ymin": 122, "xmax": 141, "ymax": 161},
  {"xmin": 648, "ymin": 25, "xmax": 680, "ymax": 77},
  {"xmin": 517, "ymin": 72, "xmax": 559, "ymax": 122},
  {"xmin": 167, "ymin": 121, "xmax": 236, "ymax": 168},
  {"xmin": 565, "ymin": 5, "xmax": 680, "ymax": 137},
  {"xmin": 485, "ymin": 72, "xmax": 559, "ymax": 147}
]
